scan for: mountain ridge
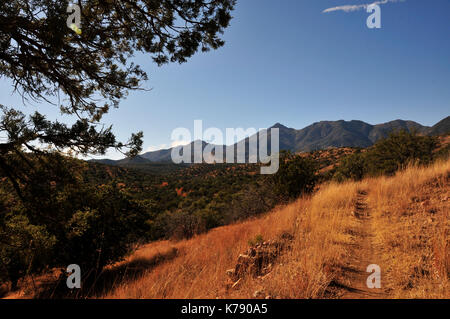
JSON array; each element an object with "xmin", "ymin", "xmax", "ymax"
[{"xmin": 93, "ymin": 116, "xmax": 449, "ymax": 165}]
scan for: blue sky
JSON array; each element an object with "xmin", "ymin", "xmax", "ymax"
[{"xmin": 1, "ymin": 0, "xmax": 449, "ymax": 159}]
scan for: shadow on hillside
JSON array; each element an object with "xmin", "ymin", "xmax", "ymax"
[{"xmin": 33, "ymin": 247, "xmax": 179, "ymax": 299}]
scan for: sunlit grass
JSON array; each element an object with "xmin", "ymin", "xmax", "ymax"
[{"xmin": 103, "ymin": 159, "xmax": 449, "ymax": 299}]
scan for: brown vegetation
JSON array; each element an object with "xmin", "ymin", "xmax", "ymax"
[
  {"xmin": 4, "ymin": 159, "xmax": 448, "ymax": 299},
  {"xmin": 101, "ymin": 159, "xmax": 449, "ymax": 299}
]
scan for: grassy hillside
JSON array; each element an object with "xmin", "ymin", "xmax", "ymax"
[
  {"xmin": 2, "ymin": 132, "xmax": 448, "ymax": 299},
  {"xmin": 96, "ymin": 159, "xmax": 449, "ymax": 299}
]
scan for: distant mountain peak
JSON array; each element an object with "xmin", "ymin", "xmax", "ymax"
[
  {"xmin": 271, "ymin": 122, "xmax": 289, "ymax": 129},
  {"xmin": 93, "ymin": 116, "xmax": 448, "ymax": 164}
]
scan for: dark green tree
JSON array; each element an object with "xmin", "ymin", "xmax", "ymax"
[
  {"xmin": 0, "ymin": 0, "xmax": 235, "ymax": 289},
  {"xmin": 271, "ymin": 151, "xmax": 318, "ymax": 200},
  {"xmin": 333, "ymin": 151, "xmax": 366, "ymax": 182},
  {"xmin": 0, "ymin": 152, "xmax": 152, "ymax": 288},
  {"xmin": 365, "ymin": 130, "xmax": 437, "ymax": 176},
  {"xmin": 0, "ymin": 0, "xmax": 235, "ymax": 193},
  {"xmin": 333, "ymin": 131, "xmax": 439, "ymax": 181}
]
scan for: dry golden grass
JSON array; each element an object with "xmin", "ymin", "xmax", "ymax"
[
  {"xmin": 101, "ymin": 160, "xmax": 449, "ymax": 299},
  {"xmin": 367, "ymin": 161, "xmax": 449, "ymax": 298},
  {"xmin": 101, "ymin": 180, "xmax": 355, "ymax": 298},
  {"xmin": 103, "ymin": 200, "xmax": 298, "ymax": 298}
]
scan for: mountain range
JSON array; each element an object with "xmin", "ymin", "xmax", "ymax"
[{"xmin": 92, "ymin": 116, "xmax": 450, "ymax": 165}]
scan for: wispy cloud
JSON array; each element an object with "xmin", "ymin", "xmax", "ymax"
[
  {"xmin": 145, "ymin": 140, "xmax": 191, "ymax": 153},
  {"xmin": 323, "ymin": 0, "xmax": 404, "ymax": 13}
]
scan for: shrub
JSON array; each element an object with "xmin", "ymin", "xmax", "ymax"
[
  {"xmin": 333, "ymin": 151, "xmax": 366, "ymax": 182},
  {"xmin": 365, "ymin": 130, "xmax": 437, "ymax": 176},
  {"xmin": 164, "ymin": 211, "xmax": 205, "ymax": 240},
  {"xmin": 333, "ymin": 131, "xmax": 438, "ymax": 181},
  {"xmin": 434, "ymin": 143, "xmax": 450, "ymax": 161},
  {"xmin": 59, "ymin": 184, "xmax": 150, "ymax": 272},
  {"xmin": 0, "ymin": 214, "xmax": 56, "ymax": 288},
  {"xmin": 248, "ymin": 234, "xmax": 264, "ymax": 246},
  {"xmin": 0, "ymin": 154, "xmax": 151, "ymax": 287},
  {"xmin": 271, "ymin": 151, "xmax": 318, "ymax": 200}
]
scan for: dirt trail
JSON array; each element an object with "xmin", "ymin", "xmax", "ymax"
[{"xmin": 338, "ymin": 189, "xmax": 387, "ymax": 299}]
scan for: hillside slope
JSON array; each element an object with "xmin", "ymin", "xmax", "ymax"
[
  {"xmin": 101, "ymin": 159, "xmax": 449, "ymax": 299},
  {"xmin": 138, "ymin": 117, "xmax": 450, "ymax": 163},
  {"xmin": 92, "ymin": 117, "xmax": 449, "ymax": 164},
  {"xmin": 428, "ymin": 116, "xmax": 450, "ymax": 136}
]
